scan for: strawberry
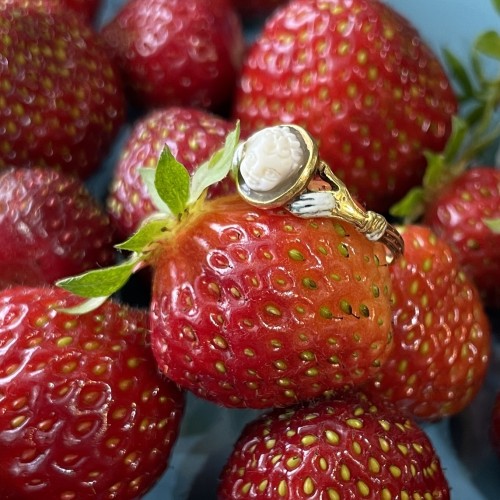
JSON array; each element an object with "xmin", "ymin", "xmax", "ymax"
[
  {"xmin": 423, "ymin": 167, "xmax": 500, "ymax": 309},
  {"xmin": 57, "ymin": 125, "xmax": 394, "ymax": 409},
  {"xmin": 0, "ymin": 6, "xmax": 125, "ymax": 178},
  {"xmin": 0, "ymin": 285, "xmax": 185, "ymax": 499},
  {"xmin": 232, "ymin": 0, "xmax": 457, "ymax": 213},
  {"xmin": 218, "ymin": 392, "xmax": 450, "ymax": 499},
  {"xmin": 100, "ymin": 0, "xmax": 245, "ymax": 113},
  {"xmin": 107, "ymin": 106, "xmax": 236, "ymax": 239},
  {"xmin": 0, "ymin": 0, "xmax": 101, "ymax": 22},
  {"xmin": 0, "ymin": 166, "xmax": 116, "ymax": 288},
  {"xmin": 363, "ymin": 224, "xmax": 491, "ymax": 420}
]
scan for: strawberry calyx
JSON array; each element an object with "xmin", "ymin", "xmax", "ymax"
[
  {"xmin": 56, "ymin": 123, "xmax": 241, "ymax": 312},
  {"xmin": 390, "ymin": 10, "xmax": 500, "ymax": 222}
]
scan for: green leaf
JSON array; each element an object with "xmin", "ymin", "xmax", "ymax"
[
  {"xmin": 115, "ymin": 215, "xmax": 175, "ymax": 253},
  {"xmin": 57, "ymin": 296, "xmax": 109, "ymax": 315},
  {"xmin": 155, "ymin": 146, "xmax": 190, "ymax": 216},
  {"xmin": 485, "ymin": 218, "xmax": 500, "ymax": 233},
  {"xmin": 139, "ymin": 167, "xmax": 172, "ymax": 215},
  {"xmin": 389, "ymin": 187, "xmax": 425, "ymax": 221},
  {"xmin": 189, "ymin": 122, "xmax": 241, "ymax": 204},
  {"xmin": 493, "ymin": 0, "xmax": 500, "ymax": 15},
  {"xmin": 442, "ymin": 116, "xmax": 468, "ymax": 161},
  {"xmin": 443, "ymin": 48, "xmax": 475, "ymax": 99},
  {"xmin": 56, "ymin": 257, "xmax": 138, "ymax": 298},
  {"xmin": 422, "ymin": 151, "xmax": 447, "ymax": 189},
  {"xmin": 475, "ymin": 31, "xmax": 500, "ymax": 60}
]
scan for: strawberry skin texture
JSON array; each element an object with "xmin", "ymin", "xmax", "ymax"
[
  {"xmin": 0, "ymin": 167, "xmax": 116, "ymax": 288},
  {"xmin": 150, "ymin": 195, "xmax": 394, "ymax": 409},
  {"xmin": 0, "ymin": 286, "xmax": 185, "ymax": 499},
  {"xmin": 0, "ymin": 7, "xmax": 125, "ymax": 178},
  {"xmin": 423, "ymin": 167, "xmax": 500, "ymax": 309},
  {"xmin": 218, "ymin": 392, "xmax": 450, "ymax": 499},
  {"xmin": 0, "ymin": 0, "xmax": 101, "ymax": 22},
  {"xmin": 101, "ymin": 0, "xmax": 245, "ymax": 112},
  {"xmin": 364, "ymin": 225, "xmax": 491, "ymax": 420},
  {"xmin": 107, "ymin": 107, "xmax": 236, "ymax": 238},
  {"xmin": 233, "ymin": 0, "xmax": 457, "ymax": 213}
]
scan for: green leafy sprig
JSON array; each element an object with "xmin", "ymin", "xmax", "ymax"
[
  {"xmin": 56, "ymin": 123, "xmax": 240, "ymax": 312},
  {"xmin": 390, "ymin": 5, "xmax": 500, "ymax": 222}
]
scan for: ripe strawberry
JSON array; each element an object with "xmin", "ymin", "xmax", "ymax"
[
  {"xmin": 0, "ymin": 166, "xmax": 116, "ymax": 288},
  {"xmin": 0, "ymin": 286, "xmax": 185, "ymax": 499},
  {"xmin": 0, "ymin": 0, "xmax": 101, "ymax": 22},
  {"xmin": 0, "ymin": 6, "xmax": 125, "ymax": 178},
  {"xmin": 423, "ymin": 167, "xmax": 500, "ymax": 309},
  {"xmin": 233, "ymin": 0, "xmax": 457, "ymax": 213},
  {"xmin": 100, "ymin": 0, "xmax": 245, "ymax": 113},
  {"xmin": 107, "ymin": 107, "xmax": 236, "ymax": 239},
  {"xmin": 218, "ymin": 392, "xmax": 450, "ymax": 499},
  {"xmin": 363, "ymin": 224, "xmax": 491, "ymax": 420},
  {"xmin": 150, "ymin": 194, "xmax": 394, "ymax": 408}
]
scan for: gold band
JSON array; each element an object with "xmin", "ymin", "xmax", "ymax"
[{"xmin": 233, "ymin": 124, "xmax": 404, "ymax": 264}]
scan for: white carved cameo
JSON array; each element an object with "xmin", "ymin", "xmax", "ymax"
[{"xmin": 239, "ymin": 126, "xmax": 306, "ymax": 192}]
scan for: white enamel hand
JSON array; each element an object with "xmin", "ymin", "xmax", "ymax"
[{"xmin": 288, "ymin": 191, "xmax": 336, "ymax": 218}]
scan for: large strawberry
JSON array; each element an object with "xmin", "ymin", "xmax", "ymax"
[
  {"xmin": 107, "ymin": 106, "xmax": 236, "ymax": 239},
  {"xmin": 218, "ymin": 392, "xmax": 450, "ymax": 499},
  {"xmin": 0, "ymin": 0, "xmax": 101, "ymax": 22},
  {"xmin": 423, "ymin": 167, "xmax": 500, "ymax": 309},
  {"xmin": 100, "ymin": 0, "xmax": 245, "ymax": 113},
  {"xmin": 0, "ymin": 285, "xmax": 185, "ymax": 499},
  {"xmin": 0, "ymin": 6, "xmax": 125, "ymax": 178},
  {"xmin": 58, "ymin": 125, "xmax": 395, "ymax": 409},
  {"xmin": 233, "ymin": 0, "xmax": 457, "ymax": 213},
  {"xmin": 0, "ymin": 166, "xmax": 116, "ymax": 288},
  {"xmin": 363, "ymin": 224, "xmax": 491, "ymax": 420}
]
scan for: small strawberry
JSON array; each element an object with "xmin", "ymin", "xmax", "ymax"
[
  {"xmin": 0, "ymin": 6, "xmax": 125, "ymax": 178},
  {"xmin": 0, "ymin": 166, "xmax": 116, "ymax": 288},
  {"xmin": 233, "ymin": 0, "xmax": 457, "ymax": 213},
  {"xmin": 0, "ymin": 0, "xmax": 101, "ymax": 22},
  {"xmin": 107, "ymin": 106, "xmax": 237, "ymax": 239},
  {"xmin": 363, "ymin": 224, "xmax": 491, "ymax": 420},
  {"xmin": 0, "ymin": 285, "xmax": 185, "ymax": 499},
  {"xmin": 100, "ymin": 0, "xmax": 245, "ymax": 113},
  {"xmin": 423, "ymin": 167, "xmax": 500, "ymax": 309},
  {"xmin": 58, "ymin": 125, "xmax": 395, "ymax": 410},
  {"xmin": 218, "ymin": 392, "xmax": 450, "ymax": 499}
]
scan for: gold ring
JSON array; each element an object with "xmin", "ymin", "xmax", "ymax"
[{"xmin": 233, "ymin": 124, "xmax": 404, "ymax": 264}]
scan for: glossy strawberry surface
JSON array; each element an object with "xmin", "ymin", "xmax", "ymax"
[
  {"xmin": 233, "ymin": 0, "xmax": 457, "ymax": 213},
  {"xmin": 363, "ymin": 225, "xmax": 491, "ymax": 420},
  {"xmin": 0, "ymin": 167, "xmax": 116, "ymax": 288},
  {"xmin": 107, "ymin": 107, "xmax": 236, "ymax": 238},
  {"xmin": 424, "ymin": 167, "xmax": 500, "ymax": 309},
  {"xmin": 0, "ymin": 0, "xmax": 101, "ymax": 22},
  {"xmin": 101, "ymin": 0, "xmax": 245, "ymax": 113},
  {"xmin": 0, "ymin": 7, "xmax": 125, "ymax": 178},
  {"xmin": 218, "ymin": 392, "xmax": 450, "ymax": 499},
  {"xmin": 0, "ymin": 286, "xmax": 185, "ymax": 499},
  {"xmin": 150, "ymin": 195, "xmax": 394, "ymax": 409}
]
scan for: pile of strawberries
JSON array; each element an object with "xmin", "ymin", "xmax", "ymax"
[{"xmin": 0, "ymin": 0, "xmax": 499, "ymax": 498}]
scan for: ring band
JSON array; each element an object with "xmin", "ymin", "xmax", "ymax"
[{"xmin": 233, "ymin": 124, "xmax": 404, "ymax": 264}]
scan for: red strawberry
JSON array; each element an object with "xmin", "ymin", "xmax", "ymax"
[
  {"xmin": 218, "ymin": 392, "xmax": 450, "ymax": 499},
  {"xmin": 0, "ymin": 166, "xmax": 116, "ymax": 288},
  {"xmin": 233, "ymin": 0, "xmax": 457, "ymax": 213},
  {"xmin": 150, "ymin": 194, "xmax": 394, "ymax": 408},
  {"xmin": 107, "ymin": 107, "xmax": 236, "ymax": 238},
  {"xmin": 100, "ymin": 0, "xmax": 245, "ymax": 113},
  {"xmin": 0, "ymin": 285, "xmax": 185, "ymax": 499},
  {"xmin": 363, "ymin": 224, "xmax": 491, "ymax": 420},
  {"xmin": 423, "ymin": 167, "xmax": 500, "ymax": 309},
  {"xmin": 0, "ymin": 0, "xmax": 101, "ymax": 22},
  {"xmin": 0, "ymin": 6, "xmax": 125, "ymax": 178}
]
